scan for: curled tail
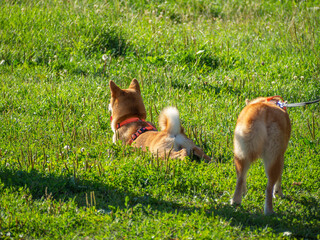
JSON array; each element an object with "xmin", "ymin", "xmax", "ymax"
[{"xmin": 159, "ymin": 107, "xmax": 181, "ymax": 136}]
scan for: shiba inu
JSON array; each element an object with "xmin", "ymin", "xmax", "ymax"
[
  {"xmin": 108, "ymin": 78, "xmax": 211, "ymax": 161},
  {"xmin": 231, "ymin": 96, "xmax": 291, "ymax": 215}
]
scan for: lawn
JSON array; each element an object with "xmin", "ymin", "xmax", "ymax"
[{"xmin": 0, "ymin": 0, "xmax": 319, "ymax": 239}]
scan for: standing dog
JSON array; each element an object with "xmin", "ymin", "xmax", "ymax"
[
  {"xmin": 108, "ymin": 78, "xmax": 211, "ymax": 161},
  {"xmin": 231, "ymin": 96, "xmax": 291, "ymax": 215}
]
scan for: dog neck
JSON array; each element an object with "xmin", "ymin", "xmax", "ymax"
[{"xmin": 111, "ymin": 116, "xmax": 157, "ymax": 144}]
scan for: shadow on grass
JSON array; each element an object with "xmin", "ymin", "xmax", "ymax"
[
  {"xmin": 0, "ymin": 167, "xmax": 318, "ymax": 239},
  {"xmin": 0, "ymin": 167, "xmax": 130, "ymax": 210},
  {"xmin": 208, "ymin": 204, "xmax": 319, "ymax": 239}
]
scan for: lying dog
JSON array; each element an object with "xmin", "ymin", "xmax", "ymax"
[
  {"xmin": 231, "ymin": 96, "xmax": 291, "ymax": 215},
  {"xmin": 108, "ymin": 78, "xmax": 211, "ymax": 161}
]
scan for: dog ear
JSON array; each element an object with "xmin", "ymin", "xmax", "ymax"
[
  {"xmin": 129, "ymin": 78, "xmax": 141, "ymax": 93},
  {"xmin": 245, "ymin": 99, "xmax": 250, "ymax": 105},
  {"xmin": 109, "ymin": 80, "xmax": 122, "ymax": 97}
]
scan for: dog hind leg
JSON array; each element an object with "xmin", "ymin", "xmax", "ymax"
[
  {"xmin": 263, "ymin": 154, "xmax": 284, "ymax": 215},
  {"xmin": 231, "ymin": 156, "xmax": 250, "ymax": 205},
  {"xmin": 164, "ymin": 148, "xmax": 188, "ymax": 159},
  {"xmin": 192, "ymin": 146, "xmax": 211, "ymax": 162},
  {"xmin": 232, "ymin": 123, "xmax": 265, "ymax": 206},
  {"xmin": 273, "ymin": 174, "xmax": 284, "ymax": 198}
]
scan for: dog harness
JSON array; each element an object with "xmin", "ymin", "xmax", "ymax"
[
  {"xmin": 266, "ymin": 95, "xmax": 287, "ymax": 110},
  {"xmin": 112, "ymin": 117, "xmax": 157, "ymax": 145}
]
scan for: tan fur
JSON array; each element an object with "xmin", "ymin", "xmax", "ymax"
[
  {"xmin": 231, "ymin": 96, "xmax": 291, "ymax": 215},
  {"xmin": 109, "ymin": 79, "xmax": 211, "ymax": 161}
]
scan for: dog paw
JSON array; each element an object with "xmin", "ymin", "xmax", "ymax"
[
  {"xmin": 230, "ymin": 198, "xmax": 241, "ymax": 206},
  {"xmin": 273, "ymin": 191, "xmax": 285, "ymax": 199}
]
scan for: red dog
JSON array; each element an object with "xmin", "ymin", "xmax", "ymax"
[
  {"xmin": 109, "ymin": 78, "xmax": 211, "ymax": 161},
  {"xmin": 231, "ymin": 96, "xmax": 291, "ymax": 215}
]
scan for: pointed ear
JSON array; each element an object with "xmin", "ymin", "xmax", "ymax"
[
  {"xmin": 109, "ymin": 80, "xmax": 122, "ymax": 97},
  {"xmin": 129, "ymin": 78, "xmax": 141, "ymax": 93},
  {"xmin": 245, "ymin": 99, "xmax": 250, "ymax": 105}
]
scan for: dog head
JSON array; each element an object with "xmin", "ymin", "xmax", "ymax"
[{"xmin": 109, "ymin": 79, "xmax": 146, "ymax": 129}]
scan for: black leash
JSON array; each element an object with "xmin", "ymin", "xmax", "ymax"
[{"xmin": 284, "ymin": 98, "xmax": 320, "ymax": 108}]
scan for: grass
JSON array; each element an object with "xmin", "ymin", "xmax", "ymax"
[{"xmin": 0, "ymin": 0, "xmax": 320, "ymax": 239}]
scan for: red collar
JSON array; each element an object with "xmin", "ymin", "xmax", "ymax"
[
  {"xmin": 115, "ymin": 117, "xmax": 143, "ymax": 130},
  {"xmin": 266, "ymin": 95, "xmax": 284, "ymax": 102},
  {"xmin": 266, "ymin": 95, "xmax": 286, "ymax": 110},
  {"xmin": 111, "ymin": 116, "xmax": 157, "ymax": 144}
]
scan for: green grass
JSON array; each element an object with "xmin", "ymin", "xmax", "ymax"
[{"xmin": 0, "ymin": 0, "xmax": 320, "ymax": 239}]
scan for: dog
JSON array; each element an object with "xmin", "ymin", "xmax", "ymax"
[
  {"xmin": 108, "ymin": 78, "xmax": 211, "ymax": 161},
  {"xmin": 231, "ymin": 96, "xmax": 291, "ymax": 215}
]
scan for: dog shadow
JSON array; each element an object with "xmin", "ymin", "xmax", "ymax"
[{"xmin": 0, "ymin": 167, "xmax": 318, "ymax": 238}]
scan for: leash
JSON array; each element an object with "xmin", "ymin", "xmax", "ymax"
[
  {"xmin": 266, "ymin": 96, "xmax": 320, "ymax": 110},
  {"xmin": 284, "ymin": 98, "xmax": 320, "ymax": 108}
]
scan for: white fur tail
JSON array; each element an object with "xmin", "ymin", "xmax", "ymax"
[{"xmin": 159, "ymin": 107, "xmax": 181, "ymax": 136}]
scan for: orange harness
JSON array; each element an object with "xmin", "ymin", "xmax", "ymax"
[{"xmin": 113, "ymin": 117, "xmax": 157, "ymax": 145}]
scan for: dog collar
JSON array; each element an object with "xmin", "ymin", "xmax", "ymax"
[
  {"xmin": 110, "ymin": 116, "xmax": 145, "ymax": 129},
  {"xmin": 115, "ymin": 117, "xmax": 143, "ymax": 130},
  {"xmin": 266, "ymin": 96, "xmax": 287, "ymax": 110}
]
